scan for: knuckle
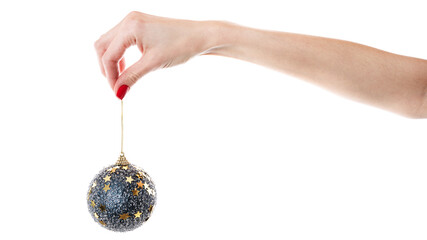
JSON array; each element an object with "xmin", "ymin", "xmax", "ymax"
[
  {"xmin": 126, "ymin": 11, "xmax": 142, "ymax": 19},
  {"xmin": 94, "ymin": 35, "xmax": 108, "ymax": 51},
  {"xmin": 101, "ymin": 54, "xmax": 112, "ymax": 64},
  {"xmin": 126, "ymin": 72, "xmax": 140, "ymax": 85},
  {"xmin": 123, "ymin": 12, "xmax": 145, "ymax": 30},
  {"xmin": 94, "ymin": 39, "xmax": 102, "ymax": 49}
]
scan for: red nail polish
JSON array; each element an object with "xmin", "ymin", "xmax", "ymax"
[{"xmin": 116, "ymin": 85, "xmax": 130, "ymax": 100}]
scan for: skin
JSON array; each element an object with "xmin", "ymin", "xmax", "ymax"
[{"xmin": 95, "ymin": 11, "xmax": 427, "ymax": 118}]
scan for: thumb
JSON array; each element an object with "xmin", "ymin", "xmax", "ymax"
[{"xmin": 114, "ymin": 56, "xmax": 157, "ymax": 99}]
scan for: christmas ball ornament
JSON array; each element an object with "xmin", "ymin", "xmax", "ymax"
[
  {"xmin": 87, "ymin": 154, "xmax": 157, "ymax": 231},
  {"xmin": 87, "ymin": 101, "xmax": 157, "ymax": 231}
]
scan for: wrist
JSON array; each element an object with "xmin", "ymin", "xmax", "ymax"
[{"xmin": 200, "ymin": 20, "xmax": 239, "ymax": 56}]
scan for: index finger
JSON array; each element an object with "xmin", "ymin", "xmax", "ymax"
[{"xmin": 102, "ymin": 35, "xmax": 131, "ymax": 89}]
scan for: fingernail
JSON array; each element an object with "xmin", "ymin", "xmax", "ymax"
[{"xmin": 116, "ymin": 85, "xmax": 130, "ymax": 100}]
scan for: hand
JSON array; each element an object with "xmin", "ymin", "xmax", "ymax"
[{"xmin": 95, "ymin": 11, "xmax": 218, "ymax": 99}]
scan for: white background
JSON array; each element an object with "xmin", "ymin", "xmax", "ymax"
[{"xmin": 0, "ymin": 0, "xmax": 426, "ymax": 239}]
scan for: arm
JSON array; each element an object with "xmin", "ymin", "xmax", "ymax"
[
  {"xmin": 95, "ymin": 12, "xmax": 427, "ymax": 118},
  {"xmin": 208, "ymin": 22, "xmax": 427, "ymax": 118}
]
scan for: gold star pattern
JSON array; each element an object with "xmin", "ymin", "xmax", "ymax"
[
  {"xmin": 148, "ymin": 205, "xmax": 153, "ymax": 213},
  {"xmin": 119, "ymin": 213, "xmax": 130, "ymax": 220},
  {"xmin": 103, "ymin": 175, "xmax": 111, "ymax": 182},
  {"xmin": 134, "ymin": 211, "xmax": 142, "ymax": 218},
  {"xmin": 144, "ymin": 183, "xmax": 154, "ymax": 195},
  {"xmin": 137, "ymin": 181, "xmax": 144, "ymax": 188},
  {"xmin": 141, "ymin": 172, "xmax": 151, "ymax": 181},
  {"xmin": 126, "ymin": 176, "xmax": 134, "ymax": 184},
  {"xmin": 88, "ymin": 188, "xmax": 92, "ymax": 195},
  {"xmin": 103, "ymin": 184, "xmax": 111, "ymax": 192},
  {"xmin": 91, "ymin": 200, "xmax": 96, "ymax": 207},
  {"xmin": 92, "ymin": 181, "xmax": 97, "ymax": 188},
  {"xmin": 94, "ymin": 213, "xmax": 99, "ymax": 219},
  {"xmin": 147, "ymin": 187, "xmax": 155, "ymax": 195},
  {"xmin": 132, "ymin": 188, "xmax": 139, "ymax": 196},
  {"xmin": 99, "ymin": 220, "xmax": 106, "ymax": 226},
  {"xmin": 110, "ymin": 166, "xmax": 119, "ymax": 173},
  {"xmin": 99, "ymin": 204, "xmax": 106, "ymax": 212},
  {"xmin": 136, "ymin": 173, "xmax": 144, "ymax": 179},
  {"xmin": 122, "ymin": 166, "xmax": 128, "ymax": 170}
]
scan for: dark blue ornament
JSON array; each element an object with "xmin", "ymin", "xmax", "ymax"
[{"xmin": 87, "ymin": 156, "xmax": 156, "ymax": 232}]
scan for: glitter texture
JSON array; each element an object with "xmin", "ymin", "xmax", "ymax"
[{"xmin": 87, "ymin": 163, "xmax": 156, "ymax": 232}]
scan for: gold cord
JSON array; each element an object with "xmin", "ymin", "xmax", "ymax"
[
  {"xmin": 116, "ymin": 100, "xmax": 129, "ymax": 166},
  {"xmin": 121, "ymin": 100, "xmax": 124, "ymax": 155}
]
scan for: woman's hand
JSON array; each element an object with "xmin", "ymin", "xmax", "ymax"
[
  {"xmin": 95, "ymin": 11, "xmax": 219, "ymax": 99},
  {"xmin": 95, "ymin": 12, "xmax": 427, "ymax": 117}
]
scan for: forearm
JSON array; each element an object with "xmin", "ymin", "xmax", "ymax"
[{"xmin": 206, "ymin": 21, "xmax": 427, "ymax": 118}]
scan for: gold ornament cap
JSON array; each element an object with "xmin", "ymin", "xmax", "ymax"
[{"xmin": 116, "ymin": 153, "xmax": 129, "ymax": 166}]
